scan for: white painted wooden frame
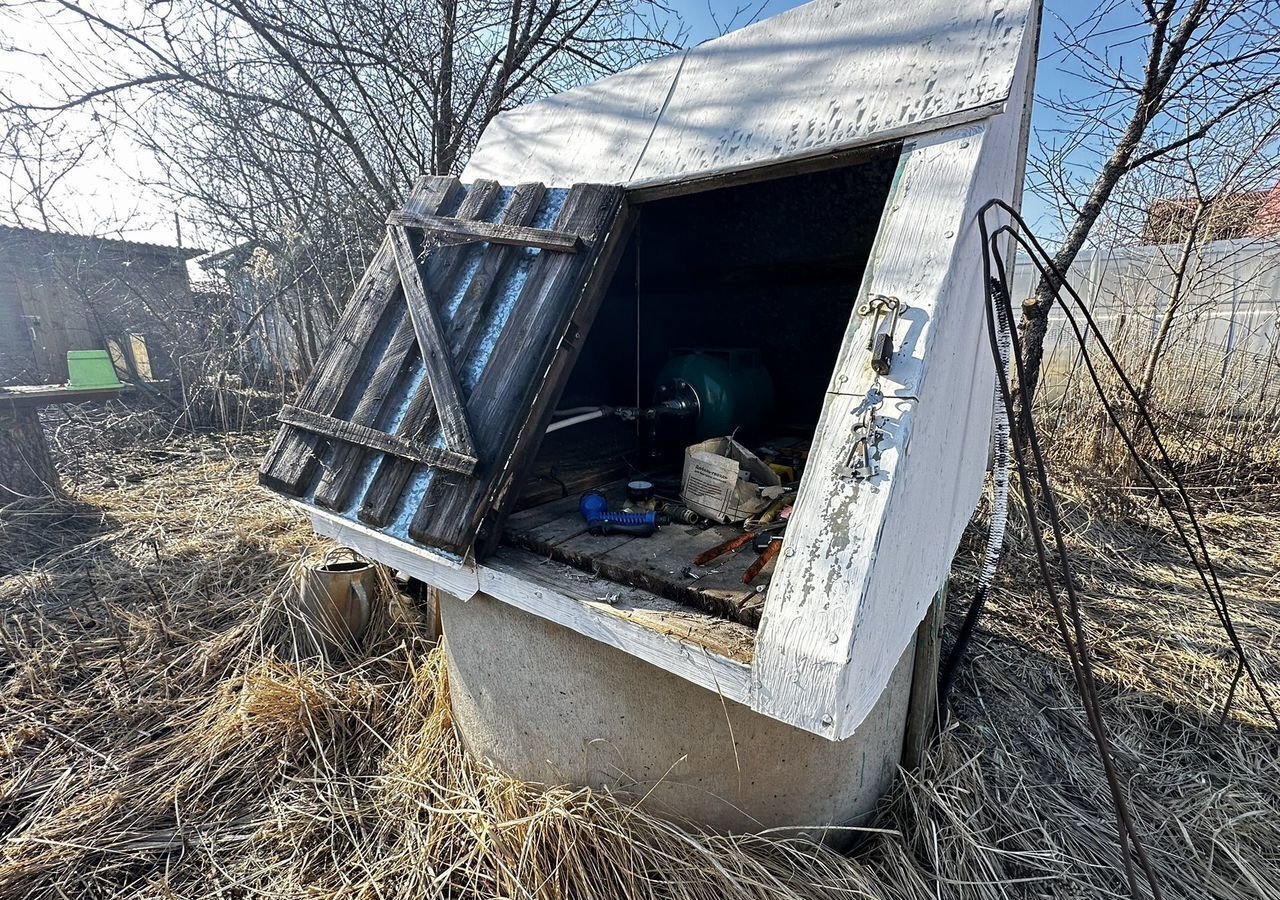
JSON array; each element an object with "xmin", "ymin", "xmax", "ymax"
[
  {"xmin": 303, "ymin": 504, "xmax": 755, "ymax": 704},
  {"xmin": 300, "ymin": 0, "xmax": 1040, "ymax": 741}
]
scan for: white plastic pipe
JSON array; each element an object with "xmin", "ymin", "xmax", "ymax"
[{"xmin": 546, "ymin": 408, "xmax": 608, "ymax": 433}]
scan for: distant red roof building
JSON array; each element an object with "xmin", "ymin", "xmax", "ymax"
[
  {"xmin": 1142, "ymin": 183, "xmax": 1280, "ymax": 245},
  {"xmin": 1248, "ymin": 182, "xmax": 1280, "ymax": 238}
]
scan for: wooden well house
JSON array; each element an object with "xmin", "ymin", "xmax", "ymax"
[{"xmin": 262, "ymin": 0, "xmax": 1040, "ymax": 834}]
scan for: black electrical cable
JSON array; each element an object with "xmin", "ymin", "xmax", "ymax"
[
  {"xmin": 992, "ymin": 223, "xmax": 1259, "ymax": 725},
  {"xmin": 967, "ymin": 210, "xmax": 1162, "ymax": 900},
  {"xmin": 983, "ymin": 199, "xmax": 1279, "ymax": 730},
  {"xmin": 943, "ymin": 198, "xmax": 1280, "ymax": 899},
  {"xmin": 935, "ymin": 274, "xmax": 1012, "ymax": 725}
]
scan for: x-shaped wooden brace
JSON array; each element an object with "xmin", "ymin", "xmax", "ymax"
[
  {"xmin": 386, "ymin": 222, "xmax": 479, "ymax": 468},
  {"xmin": 274, "ymin": 194, "xmax": 591, "ymax": 483},
  {"xmin": 368, "ymin": 205, "xmax": 585, "ymax": 478}
]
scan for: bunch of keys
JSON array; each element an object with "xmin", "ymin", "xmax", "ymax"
[
  {"xmin": 857, "ymin": 295, "xmax": 906, "ymax": 376},
  {"xmin": 838, "ymin": 388, "xmax": 885, "ymax": 482}
]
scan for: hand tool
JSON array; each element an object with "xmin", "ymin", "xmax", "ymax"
[
  {"xmin": 692, "ymin": 520, "xmax": 786, "ymax": 565},
  {"xmin": 744, "ymin": 538, "xmax": 782, "ymax": 583},
  {"xmin": 693, "ymin": 531, "xmax": 755, "ymax": 565}
]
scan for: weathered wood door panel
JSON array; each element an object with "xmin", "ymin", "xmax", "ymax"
[
  {"xmin": 408, "ymin": 184, "xmax": 628, "ymax": 554},
  {"xmin": 750, "ymin": 126, "xmax": 990, "ymax": 738},
  {"xmin": 259, "ymin": 176, "xmax": 464, "ymax": 495},
  {"xmin": 260, "ymin": 178, "xmax": 628, "ymax": 562}
]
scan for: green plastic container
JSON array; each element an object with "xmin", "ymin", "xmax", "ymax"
[{"xmin": 66, "ymin": 350, "xmax": 124, "ymax": 389}]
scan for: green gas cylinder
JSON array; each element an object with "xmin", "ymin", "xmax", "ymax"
[{"xmin": 654, "ymin": 348, "xmax": 774, "ymax": 439}]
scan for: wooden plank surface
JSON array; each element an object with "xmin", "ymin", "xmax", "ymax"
[
  {"xmin": 386, "ymin": 210, "xmax": 581, "ymax": 253},
  {"xmin": 471, "ymin": 199, "xmax": 638, "ymax": 557},
  {"xmin": 0, "ymin": 384, "xmax": 128, "ymax": 410},
  {"xmin": 359, "ymin": 182, "xmax": 544, "ymax": 526},
  {"xmin": 350, "ymin": 179, "xmax": 502, "ymax": 522},
  {"xmin": 464, "ymin": 0, "xmax": 1032, "ymax": 189},
  {"xmin": 259, "ymin": 176, "xmax": 462, "ymax": 495},
  {"xmin": 513, "ymin": 421, "xmax": 635, "ymax": 510},
  {"xmin": 303, "ymin": 503, "xmax": 755, "ymax": 703},
  {"xmin": 481, "ymin": 549, "xmax": 758, "ymax": 674},
  {"xmin": 312, "ymin": 304, "xmax": 417, "ymax": 509},
  {"xmin": 749, "ymin": 127, "xmax": 987, "ymax": 739},
  {"xmin": 301, "ymin": 502, "xmax": 481, "ymax": 601},
  {"xmin": 629, "ymin": 0, "xmax": 1023, "ymax": 185},
  {"xmin": 505, "ymin": 490, "xmax": 591, "ymax": 541},
  {"xmin": 317, "ymin": 179, "xmax": 512, "ymax": 514},
  {"xmin": 463, "ymin": 51, "xmax": 686, "ymax": 186},
  {"xmin": 902, "ymin": 585, "xmax": 945, "ymax": 770},
  {"xmin": 503, "ymin": 479, "xmax": 765, "ymax": 626},
  {"xmin": 445, "ymin": 183, "xmax": 547, "ymax": 350},
  {"xmin": 828, "ymin": 21, "xmax": 1038, "ymax": 739},
  {"xmin": 407, "ymin": 184, "xmax": 627, "ymax": 553},
  {"xmin": 753, "ymin": 11, "xmax": 1038, "ymax": 740}
]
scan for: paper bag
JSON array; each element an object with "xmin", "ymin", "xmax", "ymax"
[{"xmin": 680, "ymin": 437, "xmax": 785, "ymax": 524}]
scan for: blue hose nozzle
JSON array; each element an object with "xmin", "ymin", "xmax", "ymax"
[{"xmin": 579, "ymin": 491, "xmax": 665, "ymax": 536}]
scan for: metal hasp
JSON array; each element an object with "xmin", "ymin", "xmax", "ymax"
[{"xmin": 859, "ymin": 295, "xmax": 905, "ymax": 376}]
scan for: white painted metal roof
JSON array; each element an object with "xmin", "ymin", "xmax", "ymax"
[{"xmin": 464, "ymin": 0, "xmax": 1035, "ymax": 187}]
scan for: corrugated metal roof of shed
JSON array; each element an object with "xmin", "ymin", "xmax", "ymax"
[{"xmin": 0, "ymin": 224, "xmax": 205, "ymax": 259}]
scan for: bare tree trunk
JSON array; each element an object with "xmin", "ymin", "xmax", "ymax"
[
  {"xmin": 1021, "ymin": 154, "xmax": 1135, "ymax": 406},
  {"xmin": 1018, "ymin": 0, "xmax": 1220, "ymax": 417},
  {"xmin": 434, "ymin": 0, "xmax": 458, "ymax": 174},
  {"xmin": 1138, "ymin": 208, "xmax": 1203, "ymax": 404}
]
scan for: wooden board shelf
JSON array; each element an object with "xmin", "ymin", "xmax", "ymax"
[
  {"xmin": 503, "ymin": 477, "xmax": 771, "ymax": 628},
  {"xmin": 0, "ymin": 383, "xmax": 128, "ymax": 410}
]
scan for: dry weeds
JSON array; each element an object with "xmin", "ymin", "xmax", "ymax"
[{"xmin": 0, "ymin": 414, "xmax": 1276, "ymax": 898}]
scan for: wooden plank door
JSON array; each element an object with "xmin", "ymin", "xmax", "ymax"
[{"xmin": 259, "ymin": 179, "xmax": 630, "ymax": 562}]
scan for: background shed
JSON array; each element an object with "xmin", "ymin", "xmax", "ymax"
[{"xmin": 0, "ymin": 225, "xmax": 203, "ymax": 385}]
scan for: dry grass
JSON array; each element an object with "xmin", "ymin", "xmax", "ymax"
[{"xmin": 0, "ymin": 414, "xmax": 1277, "ymax": 898}]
